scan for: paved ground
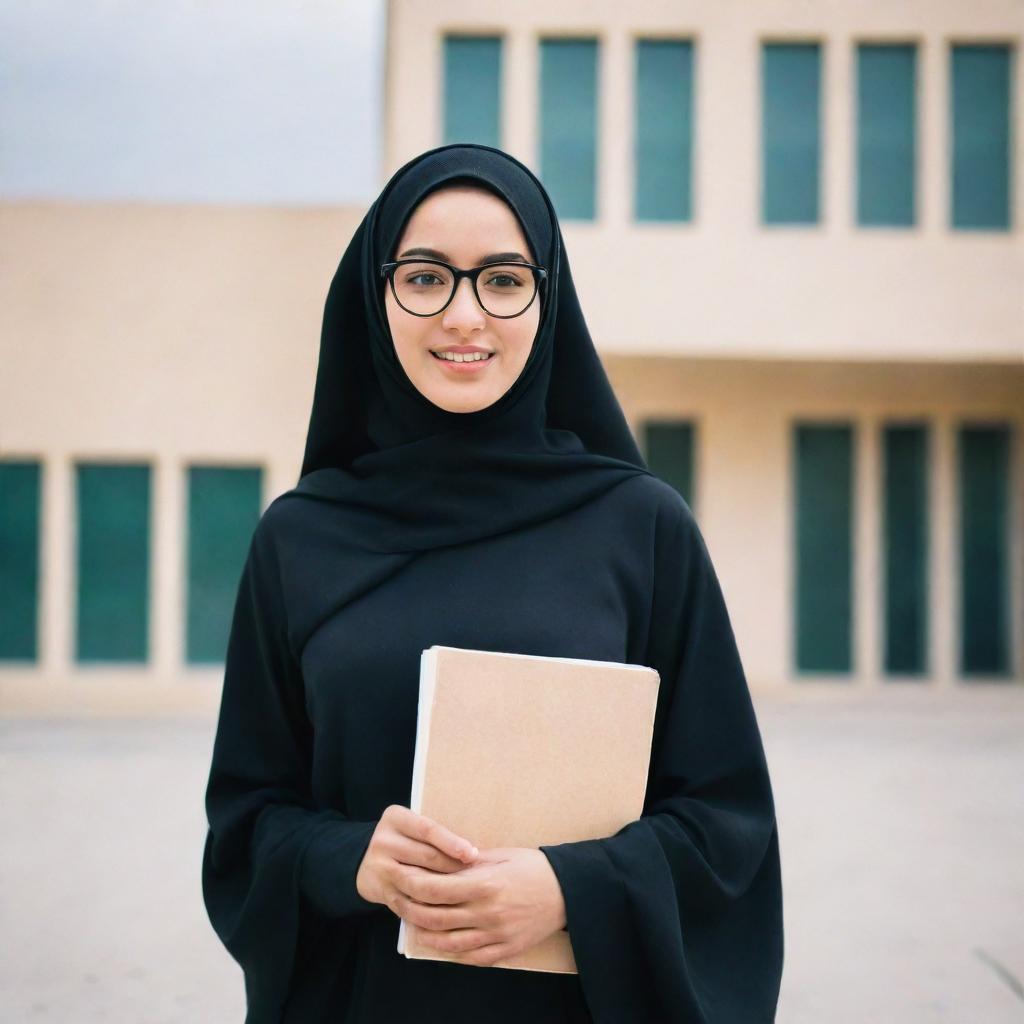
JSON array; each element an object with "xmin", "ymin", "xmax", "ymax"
[{"xmin": 1, "ymin": 685, "xmax": 1022, "ymax": 1023}]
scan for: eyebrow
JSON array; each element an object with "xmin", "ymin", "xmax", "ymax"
[{"xmin": 398, "ymin": 246, "xmax": 530, "ymax": 264}]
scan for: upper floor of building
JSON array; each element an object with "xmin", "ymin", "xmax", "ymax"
[{"xmin": 383, "ymin": 0, "xmax": 1023, "ymax": 363}]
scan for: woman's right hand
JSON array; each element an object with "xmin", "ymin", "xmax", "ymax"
[{"xmin": 355, "ymin": 804, "xmax": 479, "ymax": 909}]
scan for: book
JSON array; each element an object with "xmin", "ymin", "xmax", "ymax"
[{"xmin": 396, "ymin": 644, "xmax": 661, "ymax": 973}]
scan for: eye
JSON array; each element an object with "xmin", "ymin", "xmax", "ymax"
[
  {"xmin": 483, "ymin": 271, "xmax": 525, "ymax": 289},
  {"xmin": 406, "ymin": 272, "xmax": 446, "ymax": 287}
]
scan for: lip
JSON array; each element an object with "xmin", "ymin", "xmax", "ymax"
[
  {"xmin": 429, "ymin": 349, "xmax": 496, "ymax": 372},
  {"xmin": 430, "ymin": 345, "xmax": 492, "ymax": 354}
]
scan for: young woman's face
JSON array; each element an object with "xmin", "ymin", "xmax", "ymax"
[{"xmin": 384, "ymin": 185, "xmax": 542, "ymax": 414}]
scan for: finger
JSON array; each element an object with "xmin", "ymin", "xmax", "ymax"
[
  {"xmin": 452, "ymin": 942, "xmax": 514, "ymax": 968},
  {"xmin": 391, "ymin": 835, "xmax": 471, "ymax": 873},
  {"xmin": 392, "ymin": 890, "xmax": 477, "ymax": 931},
  {"xmin": 392, "ymin": 861, "xmax": 489, "ymax": 906},
  {"xmin": 417, "ymin": 926, "xmax": 494, "ymax": 954},
  {"xmin": 396, "ymin": 808, "xmax": 478, "ymax": 863}
]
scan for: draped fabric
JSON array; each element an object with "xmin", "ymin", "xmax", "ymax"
[{"xmin": 201, "ymin": 143, "xmax": 784, "ymax": 1022}]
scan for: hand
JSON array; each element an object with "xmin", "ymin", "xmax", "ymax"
[
  {"xmin": 355, "ymin": 804, "xmax": 479, "ymax": 908},
  {"xmin": 394, "ymin": 846, "xmax": 568, "ymax": 967}
]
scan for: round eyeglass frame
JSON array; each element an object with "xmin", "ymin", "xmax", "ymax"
[{"xmin": 380, "ymin": 258, "xmax": 548, "ymax": 319}]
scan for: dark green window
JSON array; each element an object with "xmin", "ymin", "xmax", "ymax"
[
  {"xmin": 186, "ymin": 466, "xmax": 263, "ymax": 664},
  {"xmin": 443, "ymin": 35, "xmax": 502, "ymax": 148},
  {"xmin": 762, "ymin": 42, "xmax": 822, "ymax": 224},
  {"xmin": 635, "ymin": 39, "xmax": 694, "ymax": 221},
  {"xmin": 857, "ymin": 43, "xmax": 917, "ymax": 226},
  {"xmin": 951, "ymin": 44, "xmax": 1012, "ymax": 229},
  {"xmin": 958, "ymin": 424, "xmax": 1011, "ymax": 676},
  {"xmin": 0, "ymin": 460, "xmax": 42, "ymax": 661},
  {"xmin": 643, "ymin": 421, "xmax": 695, "ymax": 510},
  {"xmin": 794, "ymin": 424, "xmax": 854, "ymax": 673},
  {"xmin": 539, "ymin": 38, "xmax": 598, "ymax": 220},
  {"xmin": 75, "ymin": 463, "xmax": 150, "ymax": 663},
  {"xmin": 882, "ymin": 424, "xmax": 929, "ymax": 675}
]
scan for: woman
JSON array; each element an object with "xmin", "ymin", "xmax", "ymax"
[{"xmin": 202, "ymin": 143, "xmax": 784, "ymax": 1023}]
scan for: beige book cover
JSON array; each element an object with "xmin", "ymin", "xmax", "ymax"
[{"xmin": 396, "ymin": 644, "xmax": 660, "ymax": 973}]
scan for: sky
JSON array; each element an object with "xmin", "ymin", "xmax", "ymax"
[{"xmin": 0, "ymin": 0, "xmax": 386, "ymax": 204}]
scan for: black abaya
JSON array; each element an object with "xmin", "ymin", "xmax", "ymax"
[{"xmin": 201, "ymin": 144, "xmax": 784, "ymax": 1023}]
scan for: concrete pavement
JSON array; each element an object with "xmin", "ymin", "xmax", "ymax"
[{"xmin": 1, "ymin": 685, "xmax": 1021, "ymax": 1022}]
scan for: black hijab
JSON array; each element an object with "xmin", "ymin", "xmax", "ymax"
[{"xmin": 288, "ymin": 143, "xmax": 656, "ymax": 558}]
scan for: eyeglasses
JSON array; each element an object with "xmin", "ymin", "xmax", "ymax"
[{"xmin": 380, "ymin": 258, "xmax": 548, "ymax": 319}]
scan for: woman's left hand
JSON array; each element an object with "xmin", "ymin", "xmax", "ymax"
[{"xmin": 400, "ymin": 846, "xmax": 567, "ymax": 967}]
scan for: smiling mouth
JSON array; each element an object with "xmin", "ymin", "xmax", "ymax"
[{"xmin": 430, "ymin": 351, "xmax": 496, "ymax": 363}]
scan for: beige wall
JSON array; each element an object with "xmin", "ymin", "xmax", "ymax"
[
  {"xmin": 1, "ymin": 202, "xmax": 364, "ymax": 481},
  {"xmin": 1, "ymin": 202, "xmax": 364, "ymax": 713},
  {"xmin": 385, "ymin": 0, "xmax": 1024, "ymax": 362}
]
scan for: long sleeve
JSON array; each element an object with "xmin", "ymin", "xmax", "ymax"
[
  {"xmin": 201, "ymin": 508, "xmax": 382, "ymax": 1024},
  {"xmin": 539, "ymin": 497, "xmax": 784, "ymax": 1023}
]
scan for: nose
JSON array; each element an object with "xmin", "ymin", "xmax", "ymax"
[{"xmin": 441, "ymin": 276, "xmax": 486, "ymax": 335}]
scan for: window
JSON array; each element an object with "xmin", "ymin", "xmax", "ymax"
[
  {"xmin": 951, "ymin": 43, "xmax": 1012, "ymax": 229},
  {"xmin": 794, "ymin": 423, "xmax": 854, "ymax": 673},
  {"xmin": 857, "ymin": 43, "xmax": 917, "ymax": 226},
  {"xmin": 882, "ymin": 424, "xmax": 929, "ymax": 675},
  {"xmin": 0, "ymin": 460, "xmax": 41, "ymax": 661},
  {"xmin": 443, "ymin": 35, "xmax": 502, "ymax": 148},
  {"xmin": 958, "ymin": 424, "xmax": 1012, "ymax": 676},
  {"xmin": 762, "ymin": 42, "xmax": 822, "ymax": 224},
  {"xmin": 539, "ymin": 38, "xmax": 599, "ymax": 220},
  {"xmin": 75, "ymin": 462, "xmax": 151, "ymax": 663},
  {"xmin": 635, "ymin": 39, "xmax": 694, "ymax": 222},
  {"xmin": 643, "ymin": 420, "xmax": 696, "ymax": 509},
  {"xmin": 186, "ymin": 465, "xmax": 263, "ymax": 665}
]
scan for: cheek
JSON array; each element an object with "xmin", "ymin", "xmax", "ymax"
[
  {"xmin": 385, "ymin": 293, "xmax": 426, "ymax": 358},
  {"xmin": 506, "ymin": 312, "xmax": 540, "ymax": 361}
]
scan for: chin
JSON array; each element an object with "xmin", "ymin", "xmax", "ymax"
[
  {"xmin": 434, "ymin": 395, "xmax": 492, "ymax": 414},
  {"xmin": 424, "ymin": 384, "xmax": 502, "ymax": 415}
]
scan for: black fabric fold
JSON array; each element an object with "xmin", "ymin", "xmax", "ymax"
[
  {"xmin": 202, "ymin": 512, "xmax": 385, "ymax": 1023},
  {"xmin": 540, "ymin": 499, "xmax": 783, "ymax": 1021}
]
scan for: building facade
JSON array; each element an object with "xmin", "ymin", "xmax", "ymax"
[
  {"xmin": 1, "ymin": 0, "xmax": 1021, "ymax": 712},
  {"xmin": 1, "ymin": 204, "xmax": 365, "ymax": 713}
]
